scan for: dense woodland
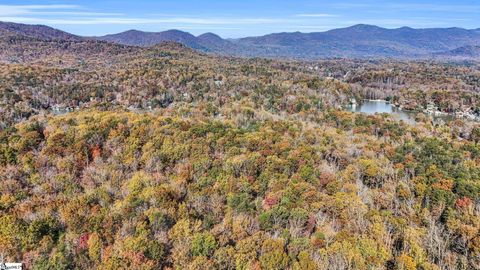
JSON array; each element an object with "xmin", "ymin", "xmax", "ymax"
[
  {"xmin": 1, "ymin": 39, "xmax": 479, "ymax": 129},
  {"xmin": 1, "ymin": 28, "xmax": 480, "ymax": 270}
]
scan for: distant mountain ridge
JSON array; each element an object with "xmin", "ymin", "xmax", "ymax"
[
  {"xmin": 0, "ymin": 21, "xmax": 479, "ymax": 60},
  {"xmin": 0, "ymin": 22, "xmax": 137, "ymax": 64},
  {"xmin": 433, "ymin": 45, "xmax": 480, "ymax": 59},
  {"xmin": 233, "ymin": 24, "xmax": 480, "ymax": 58},
  {"xmin": 95, "ymin": 24, "xmax": 480, "ymax": 59},
  {"xmin": 98, "ymin": 29, "xmax": 206, "ymax": 49},
  {"xmin": 0, "ymin": 21, "xmax": 82, "ymax": 41}
]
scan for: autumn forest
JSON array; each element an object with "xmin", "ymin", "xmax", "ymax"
[{"xmin": 0, "ymin": 20, "xmax": 480, "ymax": 270}]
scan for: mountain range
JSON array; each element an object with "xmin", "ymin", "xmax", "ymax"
[
  {"xmin": 97, "ymin": 24, "xmax": 480, "ymax": 59},
  {"xmin": 1, "ymin": 21, "xmax": 479, "ymax": 60}
]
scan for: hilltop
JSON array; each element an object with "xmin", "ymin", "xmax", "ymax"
[{"xmin": 0, "ymin": 21, "xmax": 82, "ymax": 41}]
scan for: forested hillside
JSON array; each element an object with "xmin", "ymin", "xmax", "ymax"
[
  {"xmin": 2, "ymin": 102, "xmax": 480, "ymax": 269},
  {"xmin": 1, "ymin": 22, "xmax": 480, "ymax": 270}
]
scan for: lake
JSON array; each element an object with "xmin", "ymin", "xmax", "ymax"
[{"xmin": 346, "ymin": 100, "xmax": 454, "ymax": 124}]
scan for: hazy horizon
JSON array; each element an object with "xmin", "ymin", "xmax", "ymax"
[
  {"xmin": 0, "ymin": 0, "xmax": 479, "ymax": 38},
  {"xmin": 2, "ymin": 20, "xmax": 480, "ymax": 40}
]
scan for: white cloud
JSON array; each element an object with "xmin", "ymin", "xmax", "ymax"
[
  {"xmin": 387, "ymin": 3, "xmax": 480, "ymax": 13},
  {"xmin": 31, "ymin": 11, "xmax": 124, "ymax": 16},
  {"xmin": 330, "ymin": 2, "xmax": 480, "ymax": 13},
  {"xmin": 0, "ymin": 4, "xmax": 121, "ymax": 17},
  {"xmin": 0, "ymin": 16, "xmax": 284, "ymax": 25},
  {"xmin": 1, "ymin": 3, "xmax": 318, "ymax": 28},
  {"xmin": 295, "ymin": 14, "xmax": 338, "ymax": 18},
  {"xmin": 0, "ymin": 5, "xmax": 79, "ymax": 16},
  {"xmin": 0, "ymin": 3, "xmax": 289, "ymax": 26}
]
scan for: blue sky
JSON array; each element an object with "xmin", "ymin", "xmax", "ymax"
[{"xmin": 0, "ymin": 0, "xmax": 478, "ymax": 37}]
